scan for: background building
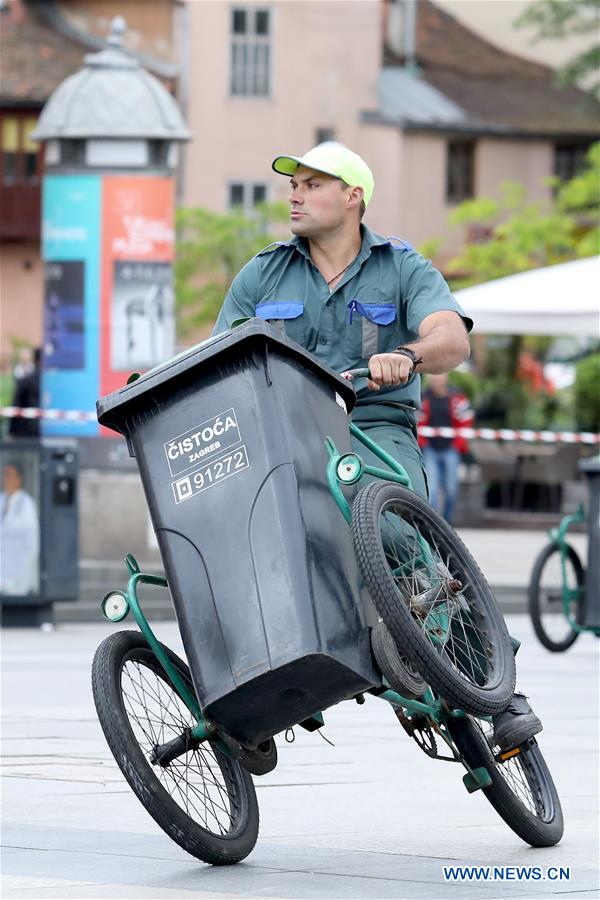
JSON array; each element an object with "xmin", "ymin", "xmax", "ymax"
[
  {"xmin": 0, "ymin": 0, "xmax": 180, "ymax": 363},
  {"xmin": 1, "ymin": 0, "xmax": 597, "ymax": 363},
  {"xmin": 181, "ymin": 0, "xmax": 596, "ymax": 252}
]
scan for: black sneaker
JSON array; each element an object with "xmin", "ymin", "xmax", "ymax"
[{"xmin": 492, "ymin": 693, "xmax": 543, "ymax": 751}]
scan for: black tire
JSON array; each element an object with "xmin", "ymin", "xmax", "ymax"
[
  {"xmin": 447, "ymin": 715, "xmax": 564, "ymax": 847},
  {"xmin": 371, "ymin": 621, "xmax": 428, "ymax": 699},
  {"xmin": 352, "ymin": 481, "xmax": 515, "ymax": 716},
  {"xmin": 238, "ymin": 739, "xmax": 278, "ymax": 776},
  {"xmin": 528, "ymin": 542, "xmax": 584, "ymax": 652},
  {"xmin": 92, "ymin": 631, "xmax": 259, "ymax": 865}
]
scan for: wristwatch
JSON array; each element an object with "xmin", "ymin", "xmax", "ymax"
[{"xmin": 393, "ymin": 346, "xmax": 424, "ymax": 376}]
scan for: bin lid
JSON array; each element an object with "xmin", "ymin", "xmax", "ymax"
[{"xmin": 96, "ymin": 318, "xmax": 357, "ymax": 434}]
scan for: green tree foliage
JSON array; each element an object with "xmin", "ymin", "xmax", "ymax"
[
  {"xmin": 439, "ymin": 144, "xmax": 599, "ymax": 431},
  {"xmin": 175, "ymin": 202, "xmax": 288, "ymax": 336},
  {"xmin": 446, "ymin": 182, "xmax": 575, "ymax": 285},
  {"xmin": 574, "ymin": 353, "xmax": 600, "ymax": 431},
  {"xmin": 445, "ymin": 142, "xmax": 599, "ymax": 286},
  {"xmin": 516, "ymin": 0, "xmax": 600, "ymax": 102},
  {"xmin": 555, "ymin": 142, "xmax": 600, "ymax": 257}
]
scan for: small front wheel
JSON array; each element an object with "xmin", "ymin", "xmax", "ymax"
[
  {"xmin": 448, "ymin": 715, "xmax": 563, "ymax": 847},
  {"xmin": 352, "ymin": 482, "xmax": 515, "ymax": 716},
  {"xmin": 92, "ymin": 631, "xmax": 259, "ymax": 865},
  {"xmin": 528, "ymin": 542, "xmax": 584, "ymax": 652}
]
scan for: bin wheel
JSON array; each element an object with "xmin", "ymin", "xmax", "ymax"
[
  {"xmin": 528, "ymin": 542, "xmax": 584, "ymax": 652},
  {"xmin": 447, "ymin": 715, "xmax": 563, "ymax": 847},
  {"xmin": 370, "ymin": 621, "xmax": 428, "ymax": 699},
  {"xmin": 92, "ymin": 631, "xmax": 259, "ymax": 865},
  {"xmin": 352, "ymin": 482, "xmax": 515, "ymax": 716},
  {"xmin": 238, "ymin": 740, "xmax": 278, "ymax": 776}
]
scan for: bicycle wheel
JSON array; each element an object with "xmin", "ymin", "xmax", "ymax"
[
  {"xmin": 352, "ymin": 481, "xmax": 515, "ymax": 715},
  {"xmin": 447, "ymin": 715, "xmax": 563, "ymax": 847},
  {"xmin": 528, "ymin": 542, "xmax": 584, "ymax": 652},
  {"xmin": 92, "ymin": 631, "xmax": 259, "ymax": 865}
]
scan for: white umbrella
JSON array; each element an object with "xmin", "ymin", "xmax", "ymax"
[{"xmin": 454, "ymin": 256, "xmax": 600, "ymax": 336}]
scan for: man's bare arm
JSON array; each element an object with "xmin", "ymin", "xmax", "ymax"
[{"xmin": 367, "ymin": 311, "xmax": 470, "ymax": 390}]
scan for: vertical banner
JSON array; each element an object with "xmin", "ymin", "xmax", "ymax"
[
  {"xmin": 100, "ymin": 177, "xmax": 175, "ymax": 404},
  {"xmin": 41, "ymin": 175, "xmax": 102, "ymax": 436}
]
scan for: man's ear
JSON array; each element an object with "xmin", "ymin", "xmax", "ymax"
[{"xmin": 347, "ymin": 186, "xmax": 364, "ymax": 210}]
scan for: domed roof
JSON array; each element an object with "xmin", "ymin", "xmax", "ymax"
[{"xmin": 31, "ymin": 18, "xmax": 190, "ymax": 142}]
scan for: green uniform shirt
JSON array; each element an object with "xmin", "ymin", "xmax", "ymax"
[{"xmin": 213, "ymin": 225, "xmax": 472, "ymax": 427}]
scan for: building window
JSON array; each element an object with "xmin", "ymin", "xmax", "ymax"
[
  {"xmin": 228, "ymin": 181, "xmax": 269, "ymax": 212},
  {"xmin": 446, "ymin": 140, "xmax": 475, "ymax": 204},
  {"xmin": 316, "ymin": 128, "xmax": 336, "ymax": 145},
  {"xmin": 554, "ymin": 143, "xmax": 591, "ymax": 183},
  {"xmin": 230, "ymin": 7, "xmax": 271, "ymax": 96},
  {"xmin": 1, "ymin": 114, "xmax": 41, "ymax": 185}
]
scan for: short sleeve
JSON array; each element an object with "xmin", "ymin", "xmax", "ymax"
[
  {"xmin": 212, "ymin": 257, "xmax": 261, "ymax": 335},
  {"xmin": 400, "ymin": 252, "xmax": 473, "ymax": 335}
]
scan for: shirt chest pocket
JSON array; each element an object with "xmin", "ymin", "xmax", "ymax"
[
  {"xmin": 255, "ymin": 300, "xmax": 305, "ymax": 345},
  {"xmin": 347, "ymin": 294, "xmax": 398, "ymax": 361}
]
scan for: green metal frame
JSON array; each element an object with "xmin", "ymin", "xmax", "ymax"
[
  {"xmin": 104, "ymin": 548, "xmax": 492, "ymax": 789},
  {"xmin": 325, "ymin": 419, "xmax": 451, "ymax": 643},
  {"xmin": 107, "ymin": 556, "xmax": 491, "ymax": 790},
  {"xmin": 546, "ymin": 504, "xmax": 598, "ymax": 635},
  {"xmin": 99, "ymin": 372, "xmax": 498, "ymax": 792}
]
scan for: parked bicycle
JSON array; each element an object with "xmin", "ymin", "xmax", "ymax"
[
  {"xmin": 91, "ymin": 324, "xmax": 563, "ymax": 865},
  {"xmin": 528, "ymin": 503, "xmax": 599, "ymax": 651}
]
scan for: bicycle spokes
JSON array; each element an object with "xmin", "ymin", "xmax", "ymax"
[
  {"xmin": 121, "ymin": 659, "xmax": 238, "ymax": 835},
  {"xmin": 381, "ymin": 506, "xmax": 493, "ymax": 687},
  {"xmin": 477, "ymin": 720, "xmax": 550, "ymax": 821}
]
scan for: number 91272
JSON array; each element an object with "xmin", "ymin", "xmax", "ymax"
[{"xmin": 172, "ymin": 445, "xmax": 250, "ymax": 505}]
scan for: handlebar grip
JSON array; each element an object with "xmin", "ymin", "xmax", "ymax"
[{"xmin": 342, "ymin": 368, "xmax": 370, "ymax": 380}]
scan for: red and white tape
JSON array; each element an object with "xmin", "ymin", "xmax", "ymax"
[
  {"xmin": 1, "ymin": 406, "xmax": 97, "ymax": 423},
  {"xmin": 1, "ymin": 407, "xmax": 599, "ymax": 444},
  {"xmin": 419, "ymin": 425, "xmax": 599, "ymax": 445}
]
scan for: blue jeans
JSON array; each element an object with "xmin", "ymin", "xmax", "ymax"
[{"xmin": 423, "ymin": 445, "xmax": 460, "ymax": 523}]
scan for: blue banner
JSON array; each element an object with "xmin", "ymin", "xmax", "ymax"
[{"xmin": 41, "ymin": 175, "xmax": 101, "ymax": 436}]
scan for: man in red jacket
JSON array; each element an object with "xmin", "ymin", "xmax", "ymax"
[{"xmin": 419, "ymin": 373, "xmax": 474, "ymax": 524}]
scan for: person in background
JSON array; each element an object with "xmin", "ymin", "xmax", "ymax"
[
  {"xmin": 0, "ymin": 460, "xmax": 39, "ymax": 595},
  {"xmin": 418, "ymin": 372, "xmax": 474, "ymax": 524},
  {"xmin": 12, "ymin": 347, "xmax": 34, "ymax": 381},
  {"xmin": 9, "ymin": 347, "xmax": 41, "ymax": 439}
]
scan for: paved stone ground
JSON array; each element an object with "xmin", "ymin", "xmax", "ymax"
[{"xmin": 1, "ymin": 616, "xmax": 598, "ymax": 899}]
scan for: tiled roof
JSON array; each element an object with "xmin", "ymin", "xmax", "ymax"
[
  {"xmin": 0, "ymin": 1, "xmax": 90, "ymax": 104},
  {"xmin": 381, "ymin": 0, "xmax": 599, "ymax": 136},
  {"xmin": 424, "ymin": 68, "xmax": 598, "ymax": 135},
  {"xmin": 0, "ymin": 0, "xmax": 175, "ymax": 107}
]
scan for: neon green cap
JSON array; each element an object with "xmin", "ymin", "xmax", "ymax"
[{"xmin": 272, "ymin": 143, "xmax": 375, "ymax": 207}]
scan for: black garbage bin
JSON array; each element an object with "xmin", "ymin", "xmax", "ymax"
[
  {"xmin": 579, "ymin": 456, "xmax": 600, "ymax": 629},
  {"xmin": 97, "ymin": 320, "xmax": 380, "ymax": 746}
]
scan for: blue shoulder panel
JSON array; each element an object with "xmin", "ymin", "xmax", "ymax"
[{"xmin": 386, "ymin": 236, "xmax": 413, "ymax": 251}]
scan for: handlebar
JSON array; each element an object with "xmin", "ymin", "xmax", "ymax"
[{"xmin": 340, "ymin": 368, "xmax": 370, "ymax": 381}]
